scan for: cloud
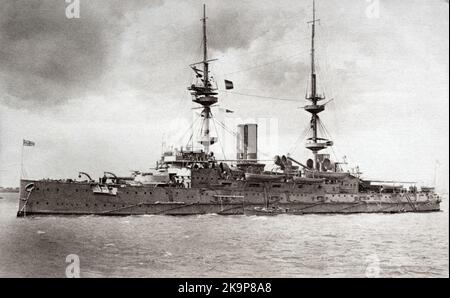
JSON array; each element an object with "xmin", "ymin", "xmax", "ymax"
[
  {"xmin": 0, "ymin": 0, "xmax": 162, "ymax": 109},
  {"xmin": 207, "ymin": 1, "xmax": 296, "ymax": 51},
  {"xmin": 0, "ymin": 0, "xmax": 312, "ymax": 110}
]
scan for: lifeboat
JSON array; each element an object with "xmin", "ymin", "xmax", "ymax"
[
  {"xmin": 133, "ymin": 168, "xmax": 171, "ymax": 185},
  {"xmin": 305, "ymin": 171, "xmax": 349, "ymax": 179},
  {"xmin": 245, "ymin": 173, "xmax": 285, "ymax": 182},
  {"xmin": 292, "ymin": 176, "xmax": 325, "ymax": 184}
]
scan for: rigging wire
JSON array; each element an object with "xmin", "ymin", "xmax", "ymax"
[
  {"xmin": 316, "ymin": 117, "xmax": 327, "ymax": 138},
  {"xmin": 212, "ymin": 117, "xmax": 273, "ymax": 159},
  {"xmin": 257, "ymin": 148, "xmax": 275, "ymax": 159},
  {"xmin": 214, "ymin": 118, "xmax": 279, "ymax": 160},
  {"xmin": 174, "ymin": 115, "xmax": 200, "ymax": 149},
  {"xmin": 159, "ymin": 6, "xmax": 347, "ymax": 166},
  {"xmin": 318, "ymin": 116, "xmax": 347, "ymax": 170},
  {"xmin": 219, "ymin": 90, "xmax": 299, "ymax": 102},
  {"xmin": 219, "ymin": 41, "xmax": 308, "ymax": 61},
  {"xmin": 288, "ymin": 124, "xmax": 312, "ymax": 154},
  {"xmin": 222, "ymin": 52, "xmax": 305, "ymax": 76},
  {"xmin": 207, "ymin": 7, "xmax": 309, "ymax": 51},
  {"xmin": 211, "ymin": 117, "xmax": 227, "ymax": 160},
  {"xmin": 316, "ymin": 21, "xmax": 346, "ymax": 159},
  {"xmin": 316, "ymin": 117, "xmax": 341, "ymax": 165},
  {"xmin": 213, "ymin": 117, "xmax": 236, "ymax": 137}
]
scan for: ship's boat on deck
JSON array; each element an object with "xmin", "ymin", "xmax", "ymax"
[
  {"xmin": 133, "ymin": 169, "xmax": 171, "ymax": 186},
  {"xmin": 292, "ymin": 176, "xmax": 325, "ymax": 184},
  {"xmin": 245, "ymin": 173, "xmax": 285, "ymax": 182},
  {"xmin": 305, "ymin": 171, "xmax": 350, "ymax": 180}
]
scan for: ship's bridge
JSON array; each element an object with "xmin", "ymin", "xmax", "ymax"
[{"xmin": 162, "ymin": 148, "xmax": 211, "ymax": 163}]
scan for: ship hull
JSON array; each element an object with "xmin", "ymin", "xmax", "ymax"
[{"xmin": 17, "ymin": 180, "xmax": 441, "ymax": 217}]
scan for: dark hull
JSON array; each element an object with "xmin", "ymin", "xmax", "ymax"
[
  {"xmin": 17, "ymin": 201, "xmax": 441, "ymax": 217},
  {"xmin": 17, "ymin": 179, "xmax": 441, "ymax": 217}
]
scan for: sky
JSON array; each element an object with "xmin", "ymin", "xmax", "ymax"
[{"xmin": 0, "ymin": 0, "xmax": 448, "ymax": 192}]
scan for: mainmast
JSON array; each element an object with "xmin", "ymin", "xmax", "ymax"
[
  {"xmin": 202, "ymin": 4, "xmax": 209, "ymax": 88},
  {"xmin": 188, "ymin": 4, "xmax": 218, "ymax": 156},
  {"xmin": 310, "ymin": 0, "xmax": 317, "ymax": 99},
  {"xmin": 304, "ymin": 0, "xmax": 333, "ymax": 170}
]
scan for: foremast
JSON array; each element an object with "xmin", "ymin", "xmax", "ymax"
[
  {"xmin": 304, "ymin": 0, "xmax": 333, "ymax": 170},
  {"xmin": 188, "ymin": 4, "xmax": 218, "ymax": 156}
]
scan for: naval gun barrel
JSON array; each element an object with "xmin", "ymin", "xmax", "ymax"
[{"xmin": 286, "ymin": 156, "xmax": 310, "ymax": 170}]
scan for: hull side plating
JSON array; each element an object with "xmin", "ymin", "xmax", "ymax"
[{"xmin": 17, "ymin": 180, "xmax": 441, "ymax": 217}]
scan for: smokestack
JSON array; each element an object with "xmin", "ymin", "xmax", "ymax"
[{"xmin": 236, "ymin": 124, "xmax": 257, "ymax": 161}]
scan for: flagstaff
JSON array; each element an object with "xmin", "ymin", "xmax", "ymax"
[{"xmin": 21, "ymin": 139, "xmax": 35, "ymax": 179}]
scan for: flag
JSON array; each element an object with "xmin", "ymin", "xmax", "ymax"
[
  {"xmin": 23, "ymin": 139, "xmax": 35, "ymax": 146},
  {"xmin": 224, "ymin": 80, "xmax": 234, "ymax": 90}
]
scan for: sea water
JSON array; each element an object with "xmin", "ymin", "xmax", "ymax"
[{"xmin": 0, "ymin": 192, "xmax": 448, "ymax": 277}]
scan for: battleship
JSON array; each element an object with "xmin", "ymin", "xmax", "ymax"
[{"xmin": 17, "ymin": 3, "xmax": 441, "ymax": 217}]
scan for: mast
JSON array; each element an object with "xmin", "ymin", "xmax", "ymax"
[
  {"xmin": 304, "ymin": 0, "xmax": 332, "ymax": 170},
  {"xmin": 311, "ymin": 0, "xmax": 316, "ymax": 100},
  {"xmin": 188, "ymin": 4, "xmax": 218, "ymax": 156},
  {"xmin": 202, "ymin": 4, "xmax": 209, "ymax": 87},
  {"xmin": 201, "ymin": 4, "xmax": 211, "ymax": 155}
]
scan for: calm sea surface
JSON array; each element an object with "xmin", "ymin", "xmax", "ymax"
[{"xmin": 0, "ymin": 192, "xmax": 448, "ymax": 277}]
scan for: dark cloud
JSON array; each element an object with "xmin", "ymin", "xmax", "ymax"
[
  {"xmin": 0, "ymin": 0, "xmax": 308, "ymax": 110},
  {"xmin": 250, "ymin": 59, "xmax": 310, "ymax": 95},
  {"xmin": 208, "ymin": 7, "xmax": 267, "ymax": 50},
  {"xmin": 207, "ymin": 1, "xmax": 305, "ymax": 51},
  {"xmin": 0, "ymin": 0, "xmax": 162, "ymax": 109}
]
